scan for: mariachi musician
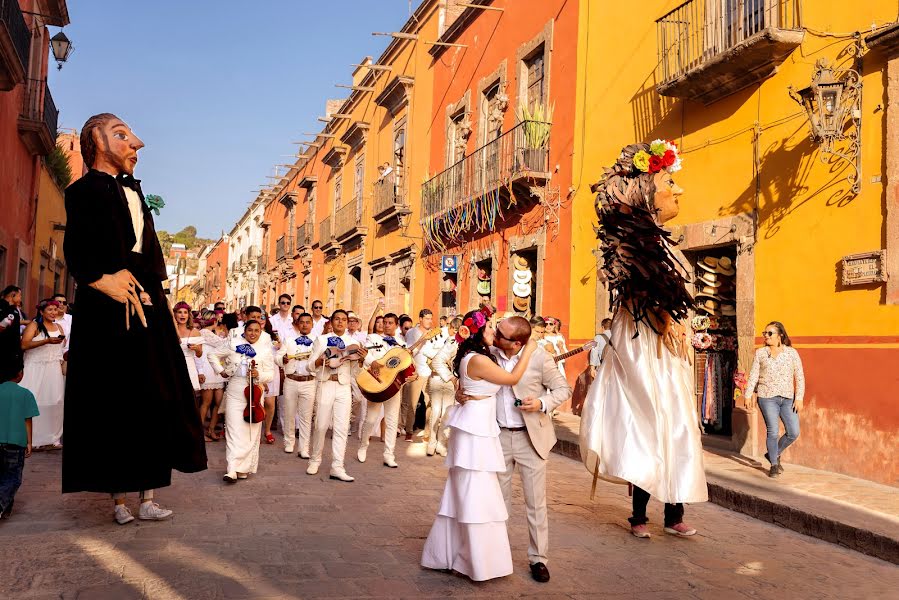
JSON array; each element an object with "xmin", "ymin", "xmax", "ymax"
[
  {"xmin": 276, "ymin": 312, "xmax": 317, "ymax": 457},
  {"xmin": 209, "ymin": 320, "xmax": 274, "ymax": 483},
  {"xmin": 357, "ymin": 312, "xmax": 416, "ymax": 469},
  {"xmin": 306, "ymin": 310, "xmax": 367, "ymax": 482}
]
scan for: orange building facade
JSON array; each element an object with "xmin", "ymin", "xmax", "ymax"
[
  {"xmin": 0, "ymin": 0, "xmax": 69, "ymax": 306},
  {"xmin": 203, "ymin": 236, "xmax": 229, "ymax": 308},
  {"xmin": 419, "ymin": 0, "xmax": 583, "ymax": 384}
]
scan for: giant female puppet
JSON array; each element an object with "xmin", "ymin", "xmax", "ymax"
[
  {"xmin": 579, "ymin": 141, "xmax": 707, "ymax": 539},
  {"xmin": 62, "ymin": 113, "xmax": 206, "ymax": 525}
]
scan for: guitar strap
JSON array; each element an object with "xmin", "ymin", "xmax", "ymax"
[{"xmin": 599, "ymin": 333, "xmax": 611, "ymax": 365}]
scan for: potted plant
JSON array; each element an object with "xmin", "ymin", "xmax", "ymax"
[{"xmin": 515, "ymin": 103, "xmax": 553, "ymax": 174}]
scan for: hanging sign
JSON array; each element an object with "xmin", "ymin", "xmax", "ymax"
[
  {"xmin": 841, "ymin": 250, "xmax": 887, "ymax": 286},
  {"xmin": 441, "ymin": 255, "xmax": 459, "ymax": 273}
]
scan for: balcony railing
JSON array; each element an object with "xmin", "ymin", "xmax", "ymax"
[
  {"xmin": 656, "ymin": 0, "xmax": 802, "ymax": 101},
  {"xmin": 18, "ymin": 79, "xmax": 58, "ymax": 155},
  {"xmin": 0, "ymin": 0, "xmax": 30, "ymax": 90},
  {"xmin": 319, "ymin": 216, "xmax": 338, "ymax": 252},
  {"xmin": 334, "ymin": 201, "xmax": 368, "ymax": 244},
  {"xmin": 296, "ymin": 223, "xmax": 312, "ymax": 250},
  {"xmin": 421, "ymin": 120, "xmax": 551, "ymax": 221},
  {"xmin": 275, "ymin": 235, "xmax": 293, "ymax": 262},
  {"xmin": 373, "ymin": 169, "xmax": 410, "ymax": 225}
]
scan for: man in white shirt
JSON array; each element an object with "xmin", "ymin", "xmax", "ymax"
[
  {"xmin": 276, "ymin": 312, "xmax": 316, "ymax": 456},
  {"xmin": 306, "ymin": 310, "xmax": 366, "ymax": 482},
  {"xmin": 52, "ymin": 293, "xmax": 72, "ymax": 354},
  {"xmin": 309, "ymin": 300, "xmax": 327, "ymax": 337},
  {"xmin": 400, "ymin": 309, "xmax": 435, "ymax": 441},
  {"xmin": 357, "ymin": 312, "xmax": 411, "ymax": 468},
  {"xmin": 269, "ymin": 294, "xmax": 296, "ymax": 344}
]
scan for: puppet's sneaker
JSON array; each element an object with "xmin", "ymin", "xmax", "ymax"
[
  {"xmin": 114, "ymin": 505, "xmax": 134, "ymax": 525},
  {"xmin": 138, "ymin": 502, "xmax": 173, "ymax": 521}
]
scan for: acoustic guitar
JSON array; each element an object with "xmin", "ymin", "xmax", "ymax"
[
  {"xmin": 356, "ymin": 328, "xmax": 442, "ymax": 403},
  {"xmin": 552, "ymin": 340, "xmax": 597, "ymax": 363}
]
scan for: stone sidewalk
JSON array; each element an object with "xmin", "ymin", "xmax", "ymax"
[
  {"xmin": 1, "ymin": 432, "xmax": 898, "ymax": 599},
  {"xmin": 553, "ymin": 412, "xmax": 899, "ymax": 564}
]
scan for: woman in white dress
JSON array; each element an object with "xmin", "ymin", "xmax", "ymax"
[
  {"xmin": 173, "ymin": 302, "xmax": 203, "ymax": 396},
  {"xmin": 579, "ymin": 141, "xmax": 706, "ymax": 539},
  {"xmin": 421, "ymin": 308, "xmax": 536, "ymax": 581},
  {"xmin": 196, "ymin": 310, "xmax": 228, "ymax": 442},
  {"xmin": 209, "ymin": 320, "xmax": 274, "ymax": 482},
  {"xmin": 20, "ymin": 299, "xmax": 66, "ymax": 449},
  {"xmin": 541, "ymin": 317, "xmax": 568, "ymax": 378}
]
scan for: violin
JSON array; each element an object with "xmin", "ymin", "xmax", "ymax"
[
  {"xmin": 243, "ymin": 359, "xmax": 265, "ymax": 424},
  {"xmin": 323, "ymin": 344, "xmax": 383, "ymax": 369}
]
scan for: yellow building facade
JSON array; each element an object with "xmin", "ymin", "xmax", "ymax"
[{"xmin": 572, "ymin": 0, "xmax": 899, "ymax": 485}]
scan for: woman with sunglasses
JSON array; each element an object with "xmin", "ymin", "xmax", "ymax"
[
  {"xmin": 541, "ymin": 317, "xmax": 568, "ymax": 377},
  {"xmin": 745, "ymin": 322, "xmax": 805, "ymax": 478}
]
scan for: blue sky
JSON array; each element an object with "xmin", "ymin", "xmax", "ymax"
[{"xmin": 49, "ymin": 1, "xmax": 414, "ymax": 239}]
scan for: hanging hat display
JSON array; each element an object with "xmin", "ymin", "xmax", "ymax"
[
  {"xmin": 720, "ymin": 303, "xmax": 736, "ymax": 316},
  {"xmin": 696, "ymin": 285, "xmax": 721, "ymax": 299},
  {"xmin": 513, "ymin": 296, "xmax": 530, "ymax": 312},
  {"xmin": 696, "ymin": 270, "xmax": 721, "ymax": 287},
  {"xmin": 476, "ymin": 280, "xmax": 491, "ymax": 296},
  {"xmin": 697, "ymin": 256, "xmax": 719, "ymax": 274},
  {"xmin": 513, "ymin": 254, "xmax": 529, "ymax": 270},
  {"xmin": 477, "ymin": 268, "xmax": 491, "ymax": 281},
  {"xmin": 696, "ymin": 298, "xmax": 721, "ymax": 315}
]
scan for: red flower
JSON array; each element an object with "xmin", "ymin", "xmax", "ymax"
[
  {"xmin": 662, "ymin": 149, "xmax": 676, "ymax": 167},
  {"xmin": 648, "ymin": 155, "xmax": 664, "ymax": 173}
]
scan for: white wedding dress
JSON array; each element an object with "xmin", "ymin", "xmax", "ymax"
[
  {"xmin": 421, "ymin": 352, "xmax": 513, "ymax": 581},
  {"xmin": 21, "ymin": 329, "xmax": 65, "ymax": 447}
]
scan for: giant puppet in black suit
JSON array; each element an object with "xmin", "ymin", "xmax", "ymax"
[{"xmin": 62, "ymin": 113, "xmax": 206, "ymax": 522}]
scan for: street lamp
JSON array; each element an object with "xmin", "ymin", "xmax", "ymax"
[
  {"xmin": 790, "ymin": 58, "xmax": 862, "ymax": 194},
  {"xmin": 50, "ymin": 31, "xmax": 74, "ymax": 70}
]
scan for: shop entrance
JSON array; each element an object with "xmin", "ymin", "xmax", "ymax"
[{"xmin": 686, "ymin": 245, "xmax": 739, "ymax": 439}]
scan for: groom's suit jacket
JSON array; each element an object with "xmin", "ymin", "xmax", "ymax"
[{"xmin": 508, "ymin": 347, "xmax": 572, "ymax": 459}]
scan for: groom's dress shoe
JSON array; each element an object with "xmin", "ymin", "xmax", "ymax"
[{"xmin": 530, "ymin": 562, "xmax": 550, "ymax": 583}]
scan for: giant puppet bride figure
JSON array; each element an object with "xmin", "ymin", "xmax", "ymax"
[{"xmin": 579, "ymin": 140, "xmax": 707, "ymax": 539}]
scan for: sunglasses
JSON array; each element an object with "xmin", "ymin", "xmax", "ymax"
[
  {"xmin": 279, "ymin": 301, "xmax": 291, "ymax": 305},
  {"xmin": 762, "ymin": 330, "xmax": 778, "ymax": 337},
  {"xmin": 495, "ymin": 327, "xmax": 515, "ymax": 343},
  {"xmin": 312, "ymin": 305, "xmax": 323, "ymax": 309}
]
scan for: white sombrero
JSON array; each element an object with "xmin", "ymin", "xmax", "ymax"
[
  {"xmin": 513, "ymin": 269, "xmax": 533, "ymax": 284},
  {"xmin": 512, "ymin": 281, "xmax": 532, "ymax": 298}
]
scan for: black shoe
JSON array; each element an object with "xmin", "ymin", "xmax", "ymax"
[
  {"xmin": 768, "ymin": 466, "xmax": 780, "ymax": 478},
  {"xmin": 530, "ymin": 562, "xmax": 550, "ymax": 583},
  {"xmin": 764, "ymin": 452, "xmax": 771, "ymax": 465}
]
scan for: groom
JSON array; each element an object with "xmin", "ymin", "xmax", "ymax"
[{"xmin": 486, "ymin": 316, "xmax": 571, "ymax": 582}]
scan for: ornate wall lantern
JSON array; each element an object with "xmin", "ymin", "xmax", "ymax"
[{"xmin": 789, "ymin": 58, "xmax": 863, "ymax": 194}]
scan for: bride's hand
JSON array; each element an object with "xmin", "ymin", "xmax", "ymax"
[{"xmin": 524, "ymin": 338, "xmax": 538, "ymax": 354}]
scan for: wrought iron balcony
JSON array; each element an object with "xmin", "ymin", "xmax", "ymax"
[
  {"xmin": 0, "ymin": 0, "xmax": 29, "ymax": 90},
  {"xmin": 373, "ymin": 170, "xmax": 411, "ymax": 226},
  {"xmin": 319, "ymin": 216, "xmax": 339, "ymax": 254},
  {"xmin": 18, "ymin": 79, "xmax": 58, "ymax": 155},
  {"xmin": 421, "ymin": 120, "xmax": 551, "ymax": 229},
  {"xmin": 257, "ymin": 253, "xmax": 267, "ymax": 273},
  {"xmin": 275, "ymin": 235, "xmax": 294, "ymax": 262},
  {"xmin": 296, "ymin": 223, "xmax": 312, "ymax": 251},
  {"xmin": 334, "ymin": 201, "xmax": 368, "ymax": 246},
  {"xmin": 656, "ymin": 0, "xmax": 803, "ymax": 104}
]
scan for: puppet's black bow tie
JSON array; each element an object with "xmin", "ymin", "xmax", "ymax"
[{"xmin": 116, "ymin": 174, "xmax": 141, "ymax": 191}]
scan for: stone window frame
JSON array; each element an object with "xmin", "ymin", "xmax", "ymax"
[
  {"xmin": 444, "ymin": 90, "xmax": 472, "ymax": 169},
  {"xmin": 393, "ymin": 116, "xmax": 408, "ymax": 201},
  {"xmin": 515, "ymin": 20, "xmax": 554, "ymax": 114},
  {"xmin": 508, "ymin": 230, "xmax": 547, "ymax": 318},
  {"xmin": 476, "ymin": 60, "xmax": 509, "ymax": 147}
]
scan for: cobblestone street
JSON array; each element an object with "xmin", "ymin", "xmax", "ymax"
[{"xmin": 1, "ymin": 435, "xmax": 897, "ymax": 600}]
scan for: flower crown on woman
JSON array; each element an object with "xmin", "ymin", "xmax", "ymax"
[{"xmin": 455, "ymin": 304, "xmax": 493, "ymax": 343}]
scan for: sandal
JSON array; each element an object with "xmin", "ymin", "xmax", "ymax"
[
  {"xmin": 204, "ymin": 434, "xmax": 215, "ymax": 443},
  {"xmin": 265, "ymin": 433, "xmax": 275, "ymax": 445},
  {"xmin": 207, "ymin": 430, "xmax": 220, "ymax": 441}
]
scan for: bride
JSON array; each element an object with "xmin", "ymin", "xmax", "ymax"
[{"xmin": 421, "ymin": 307, "xmax": 536, "ymax": 581}]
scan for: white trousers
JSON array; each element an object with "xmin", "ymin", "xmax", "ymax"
[
  {"xmin": 498, "ymin": 428, "xmax": 549, "ymax": 565},
  {"xmin": 281, "ymin": 378, "xmax": 317, "ymax": 453},
  {"xmin": 309, "ymin": 380, "xmax": 352, "ymax": 472},
  {"xmin": 359, "ymin": 390, "xmax": 402, "ymax": 461},
  {"xmin": 427, "ymin": 377, "xmax": 455, "ymax": 452},
  {"xmin": 225, "ymin": 382, "xmax": 262, "ymax": 474}
]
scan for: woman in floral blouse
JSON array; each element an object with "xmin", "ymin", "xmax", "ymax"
[{"xmin": 745, "ymin": 321, "xmax": 805, "ymax": 478}]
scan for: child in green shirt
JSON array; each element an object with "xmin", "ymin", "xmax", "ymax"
[{"xmin": 0, "ymin": 362, "xmax": 40, "ymax": 519}]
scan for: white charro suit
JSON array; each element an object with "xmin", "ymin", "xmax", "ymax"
[
  {"xmin": 276, "ymin": 331, "xmax": 317, "ymax": 455},
  {"xmin": 492, "ymin": 346, "xmax": 571, "ymax": 566},
  {"xmin": 307, "ymin": 332, "xmax": 359, "ymax": 475}
]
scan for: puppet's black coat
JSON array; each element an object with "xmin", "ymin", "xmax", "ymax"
[{"xmin": 62, "ymin": 170, "xmax": 206, "ymax": 493}]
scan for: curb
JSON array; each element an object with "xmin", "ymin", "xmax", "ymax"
[{"xmin": 551, "ymin": 438, "xmax": 899, "ymax": 565}]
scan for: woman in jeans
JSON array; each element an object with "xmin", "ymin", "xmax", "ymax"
[{"xmin": 745, "ymin": 321, "xmax": 805, "ymax": 478}]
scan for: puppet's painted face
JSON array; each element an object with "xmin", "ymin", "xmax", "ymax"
[
  {"xmin": 94, "ymin": 118, "xmax": 145, "ymax": 176},
  {"xmin": 652, "ymin": 170, "xmax": 683, "ymax": 224}
]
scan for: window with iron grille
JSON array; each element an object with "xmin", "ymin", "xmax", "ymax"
[
  {"xmin": 353, "ymin": 154, "xmax": 365, "ymax": 211},
  {"xmin": 334, "ymin": 174, "xmax": 343, "ymax": 209}
]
